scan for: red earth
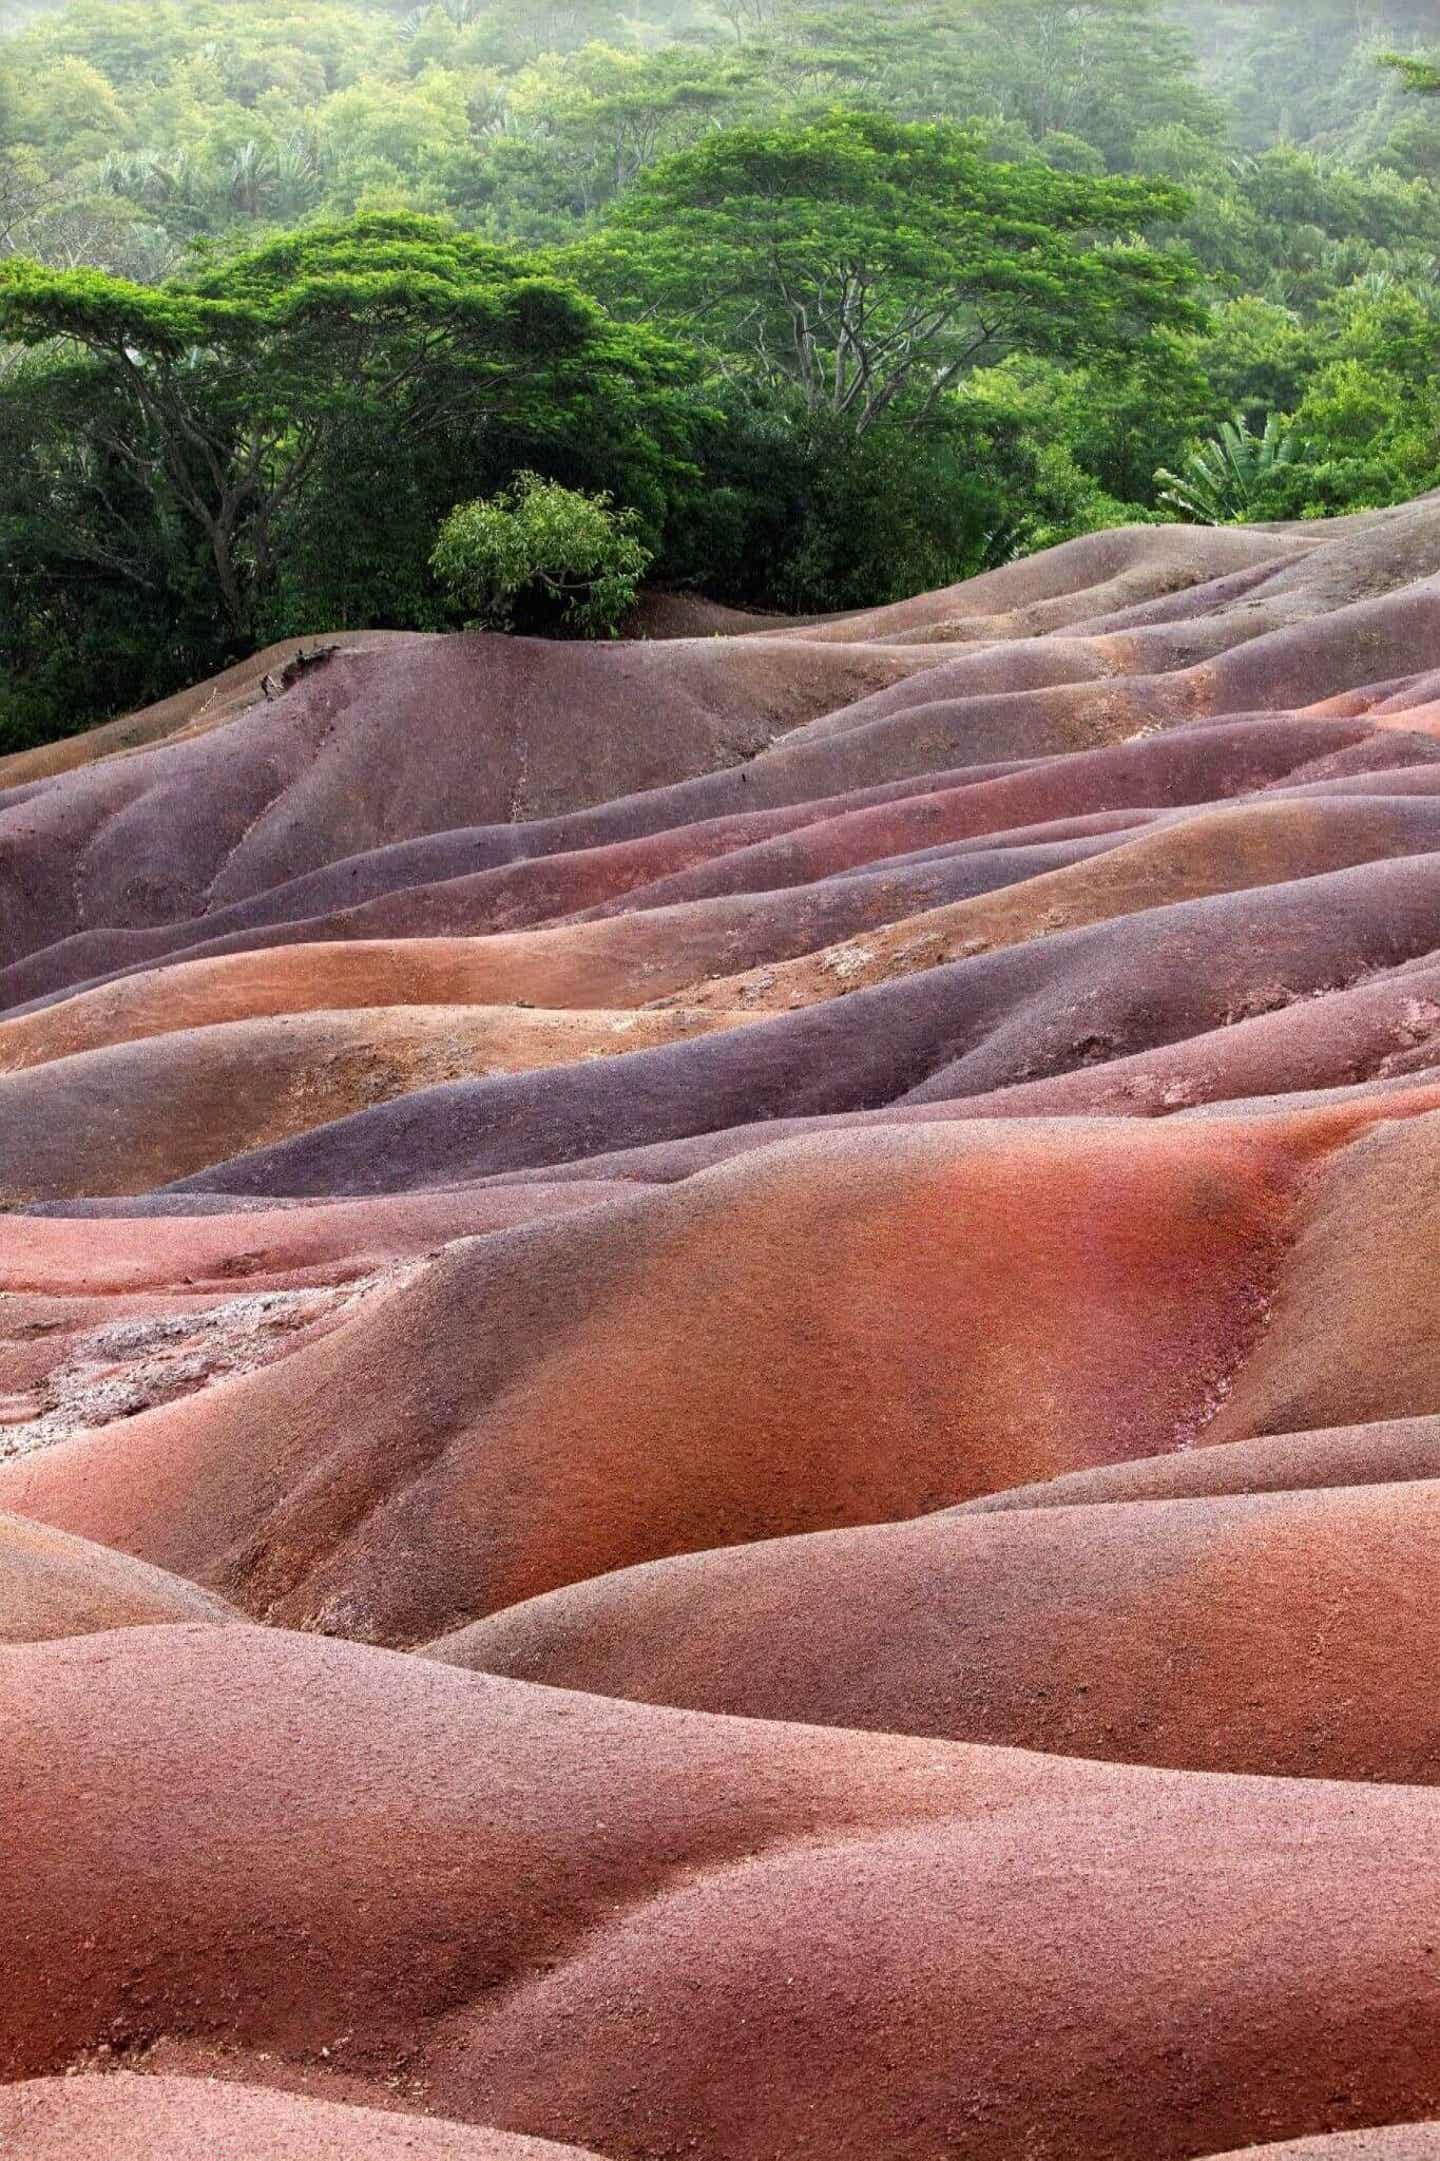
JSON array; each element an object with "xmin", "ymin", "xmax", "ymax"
[{"xmin": 7, "ymin": 500, "xmax": 1440, "ymax": 2154}]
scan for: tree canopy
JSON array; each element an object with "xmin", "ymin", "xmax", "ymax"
[
  {"xmin": 0, "ymin": 211, "xmax": 690, "ymax": 639},
  {"xmin": 585, "ymin": 111, "xmax": 1198, "ymax": 431},
  {"xmin": 431, "ymin": 472, "xmax": 652, "ymax": 633},
  {"xmin": 1382, "ymin": 53, "xmax": 1440, "ymax": 99}
]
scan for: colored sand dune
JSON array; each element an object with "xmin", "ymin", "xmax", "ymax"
[{"xmin": 8, "ymin": 500, "xmax": 1440, "ymax": 2155}]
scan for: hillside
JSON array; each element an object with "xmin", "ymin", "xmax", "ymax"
[{"xmin": 6, "ymin": 505, "xmax": 1440, "ymax": 2152}]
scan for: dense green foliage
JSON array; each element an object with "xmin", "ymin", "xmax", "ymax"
[
  {"xmin": 584, "ymin": 111, "xmax": 1197, "ymax": 427},
  {"xmin": 431, "ymin": 473, "xmax": 652, "ymax": 633},
  {"xmin": 1156, "ymin": 412, "xmax": 1305, "ymax": 526},
  {"xmin": 0, "ymin": 212, "xmax": 693, "ymax": 732},
  {"xmin": 3, "ymin": 0, "xmax": 1440, "ymax": 746}
]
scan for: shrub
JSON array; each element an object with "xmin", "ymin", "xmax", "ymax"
[
  {"xmin": 1156, "ymin": 411, "xmax": 1307, "ymax": 525},
  {"xmin": 430, "ymin": 473, "xmax": 652, "ymax": 637}
]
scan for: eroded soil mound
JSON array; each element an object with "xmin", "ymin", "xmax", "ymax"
[{"xmin": 8, "ymin": 503, "xmax": 1440, "ymax": 2155}]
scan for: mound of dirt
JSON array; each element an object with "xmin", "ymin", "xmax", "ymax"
[
  {"xmin": 0, "ymin": 2075, "xmax": 605, "ymax": 2158},
  {"xmin": 8, "ymin": 1629, "xmax": 1440, "ymax": 2161},
  {"xmin": 0, "ymin": 1513, "xmax": 237, "ymax": 1642},
  {"xmin": 10, "ymin": 505, "xmax": 1440, "ymax": 2158}
]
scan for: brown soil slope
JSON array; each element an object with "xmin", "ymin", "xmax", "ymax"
[
  {"xmin": 0, "ymin": 1513, "xmax": 237, "ymax": 1642},
  {"xmin": 7, "ymin": 1629, "xmax": 1440, "ymax": 2161},
  {"xmin": 432, "ymin": 1474, "xmax": 1440, "ymax": 1782},
  {"xmin": 0, "ymin": 2076, "xmax": 606, "ymax": 2159},
  {"xmin": 9, "ymin": 508, "xmax": 1440, "ymax": 2158}
]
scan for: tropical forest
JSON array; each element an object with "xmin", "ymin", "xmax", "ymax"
[{"xmin": 3, "ymin": 0, "xmax": 1440, "ymax": 744}]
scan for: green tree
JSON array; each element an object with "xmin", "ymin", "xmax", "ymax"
[
  {"xmin": 584, "ymin": 110, "xmax": 1200, "ymax": 434},
  {"xmin": 960, "ymin": 335, "xmax": 1212, "ymax": 504},
  {"xmin": 753, "ymin": 0, "xmax": 1221, "ymax": 169},
  {"xmin": 0, "ymin": 211, "xmax": 689, "ymax": 641},
  {"xmin": 431, "ymin": 470, "xmax": 651, "ymax": 633},
  {"xmin": 317, "ymin": 67, "xmax": 473, "ymax": 209},
  {"xmin": 1381, "ymin": 53, "xmax": 1440, "ymax": 98},
  {"xmin": 1156, "ymin": 410, "xmax": 1306, "ymax": 524},
  {"xmin": 655, "ymin": 377, "xmax": 1140, "ymax": 617},
  {"xmin": 1276, "ymin": 280, "xmax": 1440, "ymax": 512},
  {"xmin": 961, "ymin": 0, "xmax": 1222, "ymax": 169},
  {"xmin": 0, "ymin": 348, "xmax": 218, "ymax": 750},
  {"xmin": 461, "ymin": 0, "xmax": 629, "ymax": 69},
  {"xmin": 507, "ymin": 43, "xmax": 755, "ymax": 212},
  {"xmin": 1187, "ymin": 2, "xmax": 1434, "ymax": 153},
  {"xmin": 1187, "ymin": 296, "xmax": 1318, "ymax": 424}
]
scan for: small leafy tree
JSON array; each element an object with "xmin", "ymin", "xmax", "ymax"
[
  {"xmin": 431, "ymin": 472, "xmax": 652, "ymax": 635},
  {"xmin": 1156, "ymin": 410, "xmax": 1306, "ymax": 524}
]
